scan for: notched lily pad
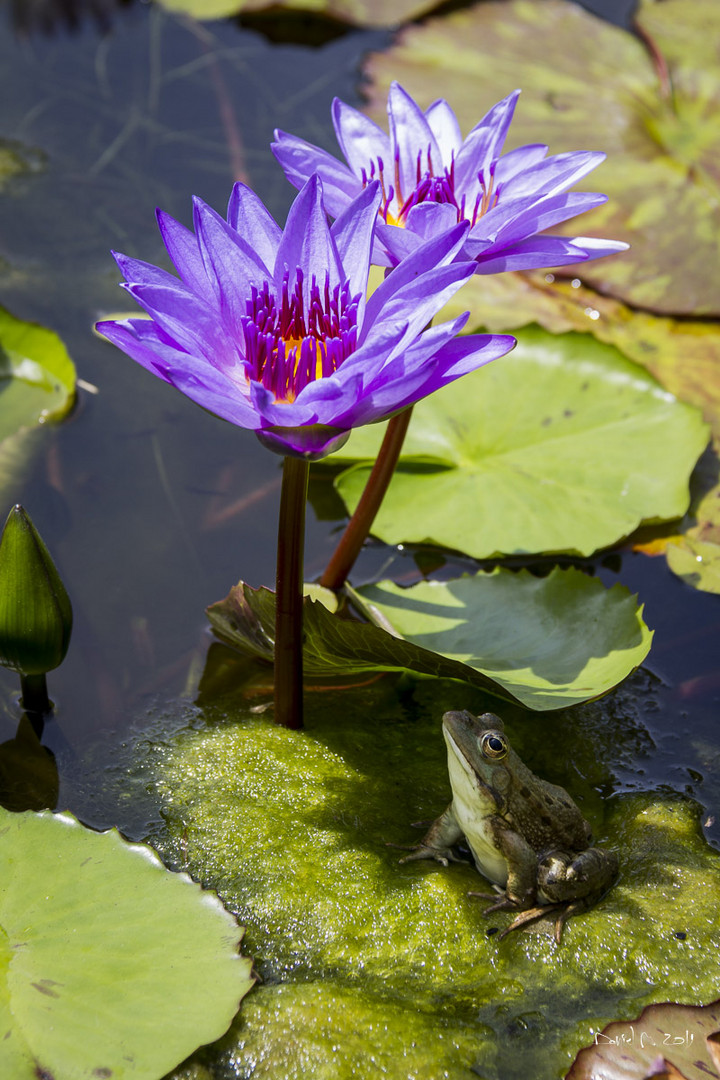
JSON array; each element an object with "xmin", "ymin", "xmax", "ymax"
[
  {"xmin": 566, "ymin": 998, "xmax": 720, "ymax": 1080},
  {"xmin": 208, "ymin": 565, "xmax": 651, "ymax": 711},
  {"xmin": 330, "ymin": 327, "xmax": 708, "ymax": 560},
  {"xmin": 206, "ymin": 578, "xmax": 520, "ymax": 705},
  {"xmin": 365, "ymin": 0, "xmax": 720, "ymax": 315},
  {"xmin": 0, "ymin": 807, "xmax": 254, "ymax": 1080}
]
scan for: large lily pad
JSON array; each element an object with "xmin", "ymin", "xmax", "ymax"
[
  {"xmin": 0, "ymin": 807, "xmax": 253, "ymax": 1080},
  {"xmin": 365, "ymin": 0, "xmax": 720, "ymax": 315},
  {"xmin": 330, "ymin": 327, "xmax": 708, "ymax": 559},
  {"xmin": 436, "ymin": 270, "xmax": 720, "ymax": 592},
  {"xmin": 207, "ymin": 565, "xmax": 652, "ymax": 710},
  {"xmin": 141, "ymin": 687, "xmax": 720, "ymax": 1080},
  {"xmin": 438, "ymin": 272, "xmax": 720, "ymax": 442}
]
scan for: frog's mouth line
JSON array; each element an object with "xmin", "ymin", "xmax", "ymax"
[{"xmin": 443, "ymin": 729, "xmax": 481, "ymax": 791}]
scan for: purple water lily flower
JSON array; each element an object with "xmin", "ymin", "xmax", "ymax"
[
  {"xmin": 272, "ymin": 83, "xmax": 628, "ymax": 272},
  {"xmin": 97, "ymin": 177, "xmax": 515, "ymax": 460}
]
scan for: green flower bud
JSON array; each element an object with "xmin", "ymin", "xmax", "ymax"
[{"xmin": 0, "ymin": 505, "xmax": 72, "ymax": 675}]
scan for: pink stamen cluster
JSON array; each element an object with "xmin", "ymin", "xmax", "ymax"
[
  {"xmin": 241, "ymin": 271, "xmax": 360, "ymax": 402},
  {"xmin": 361, "ymin": 149, "xmax": 500, "ymax": 227}
]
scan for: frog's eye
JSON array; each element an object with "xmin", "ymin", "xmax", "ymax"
[{"xmin": 480, "ymin": 732, "xmax": 509, "ymax": 760}]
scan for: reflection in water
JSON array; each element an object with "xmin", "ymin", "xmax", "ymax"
[{"xmin": 0, "ymin": 711, "xmax": 58, "ymax": 811}]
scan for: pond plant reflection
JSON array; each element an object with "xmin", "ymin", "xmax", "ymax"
[{"xmin": 97, "ymin": 175, "xmax": 514, "ymax": 727}]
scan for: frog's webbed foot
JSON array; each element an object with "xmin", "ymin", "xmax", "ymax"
[
  {"xmin": 396, "ymin": 804, "xmax": 465, "ymax": 867},
  {"xmin": 467, "ymin": 889, "xmax": 516, "ymax": 913},
  {"xmin": 396, "ymin": 843, "xmax": 466, "ymax": 867},
  {"xmin": 495, "ymin": 903, "xmax": 568, "ymax": 942},
  {"xmin": 468, "ymin": 888, "xmax": 576, "ymax": 943}
]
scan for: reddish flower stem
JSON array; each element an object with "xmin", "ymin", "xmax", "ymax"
[
  {"xmin": 319, "ymin": 406, "xmax": 413, "ymax": 591},
  {"xmin": 633, "ymin": 17, "xmax": 673, "ymax": 103},
  {"xmin": 274, "ymin": 455, "xmax": 310, "ymax": 729}
]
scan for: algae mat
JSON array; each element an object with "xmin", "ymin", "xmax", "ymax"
[{"xmin": 143, "ymin": 682, "xmax": 720, "ymax": 1080}]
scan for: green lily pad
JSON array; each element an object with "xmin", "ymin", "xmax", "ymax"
[
  {"xmin": 0, "ymin": 306, "xmax": 75, "ymax": 437},
  {"xmin": 155, "ymin": 0, "xmax": 436, "ymax": 28},
  {"xmin": 566, "ymin": 998, "xmax": 720, "ymax": 1080},
  {"xmin": 143, "ymin": 690, "xmax": 720, "ymax": 1080},
  {"xmin": 331, "ymin": 328, "xmax": 708, "ymax": 559},
  {"xmin": 208, "ymin": 565, "xmax": 651, "ymax": 711},
  {"xmin": 365, "ymin": 0, "xmax": 720, "ymax": 316},
  {"xmin": 665, "ymin": 479, "xmax": 720, "ymax": 594},
  {"xmin": 0, "ymin": 306, "xmax": 76, "ymax": 503},
  {"xmin": 0, "ymin": 807, "xmax": 254, "ymax": 1080},
  {"xmin": 356, "ymin": 568, "xmax": 652, "ymax": 710},
  {"xmin": 438, "ymin": 272, "xmax": 720, "ymax": 444}
]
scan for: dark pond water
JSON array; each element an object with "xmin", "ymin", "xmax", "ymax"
[{"xmin": 0, "ymin": 0, "xmax": 718, "ymax": 947}]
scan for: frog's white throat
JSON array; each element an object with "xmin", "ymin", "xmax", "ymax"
[{"xmin": 443, "ymin": 727, "xmax": 509, "ymax": 887}]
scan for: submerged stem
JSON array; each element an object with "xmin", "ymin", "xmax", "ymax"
[
  {"xmin": 274, "ymin": 455, "xmax": 310, "ymax": 730},
  {"xmin": 320, "ymin": 406, "xmax": 413, "ymax": 591},
  {"xmin": 20, "ymin": 673, "xmax": 51, "ymax": 715}
]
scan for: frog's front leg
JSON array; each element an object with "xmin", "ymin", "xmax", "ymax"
[
  {"xmin": 469, "ymin": 816, "xmax": 538, "ymax": 911},
  {"xmin": 398, "ymin": 804, "xmax": 465, "ymax": 866},
  {"xmin": 538, "ymin": 847, "xmax": 619, "ymax": 904}
]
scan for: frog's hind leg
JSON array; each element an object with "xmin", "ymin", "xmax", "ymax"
[
  {"xmin": 499, "ymin": 903, "xmax": 567, "ymax": 942},
  {"xmin": 468, "ymin": 891, "xmax": 567, "ymax": 941}
]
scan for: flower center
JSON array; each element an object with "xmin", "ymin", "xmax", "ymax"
[
  {"xmin": 241, "ymin": 271, "xmax": 359, "ymax": 403},
  {"xmin": 361, "ymin": 150, "xmax": 500, "ymax": 228}
]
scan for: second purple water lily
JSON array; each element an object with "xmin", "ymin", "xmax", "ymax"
[{"xmin": 272, "ymin": 82, "xmax": 628, "ymax": 273}]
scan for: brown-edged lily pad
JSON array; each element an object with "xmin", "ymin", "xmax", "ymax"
[
  {"xmin": 566, "ymin": 998, "xmax": 720, "ymax": 1080},
  {"xmin": 155, "ymin": 0, "xmax": 437, "ymax": 28},
  {"xmin": 365, "ymin": 0, "xmax": 720, "ymax": 315}
]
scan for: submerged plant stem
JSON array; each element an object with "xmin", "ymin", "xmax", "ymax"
[
  {"xmin": 274, "ymin": 456, "xmax": 310, "ymax": 730},
  {"xmin": 320, "ymin": 407, "xmax": 413, "ymax": 591},
  {"xmin": 20, "ymin": 673, "xmax": 51, "ymax": 715}
]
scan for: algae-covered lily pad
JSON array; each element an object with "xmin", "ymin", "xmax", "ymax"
[
  {"xmin": 155, "ymin": 0, "xmax": 434, "ymax": 28},
  {"xmin": 208, "ymin": 566, "xmax": 651, "ymax": 710},
  {"xmin": 331, "ymin": 327, "xmax": 708, "ymax": 559},
  {"xmin": 0, "ymin": 807, "xmax": 253, "ymax": 1080},
  {"xmin": 356, "ymin": 568, "xmax": 652, "ymax": 710},
  {"xmin": 147, "ymin": 698, "xmax": 720, "ymax": 1080},
  {"xmin": 365, "ymin": 0, "xmax": 720, "ymax": 315},
  {"xmin": 566, "ymin": 998, "xmax": 720, "ymax": 1080}
]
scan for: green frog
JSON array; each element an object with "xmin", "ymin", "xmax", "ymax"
[{"xmin": 401, "ymin": 710, "xmax": 618, "ymax": 942}]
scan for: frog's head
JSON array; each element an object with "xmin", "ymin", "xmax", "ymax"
[{"xmin": 441, "ymin": 710, "xmax": 512, "ymax": 808}]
